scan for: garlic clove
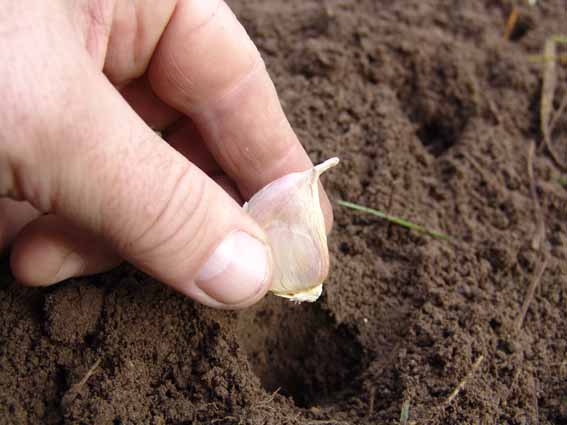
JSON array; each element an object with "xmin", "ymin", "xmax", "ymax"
[{"xmin": 243, "ymin": 157, "xmax": 339, "ymax": 302}]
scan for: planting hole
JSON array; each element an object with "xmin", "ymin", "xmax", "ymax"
[
  {"xmin": 509, "ymin": 16, "xmax": 533, "ymax": 42},
  {"xmin": 416, "ymin": 117, "xmax": 458, "ymax": 157},
  {"xmin": 237, "ymin": 296, "xmax": 366, "ymax": 408}
]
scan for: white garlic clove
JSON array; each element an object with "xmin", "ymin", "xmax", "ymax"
[{"xmin": 243, "ymin": 157, "xmax": 339, "ymax": 302}]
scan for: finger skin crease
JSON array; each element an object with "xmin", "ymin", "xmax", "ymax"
[
  {"xmin": 155, "ymin": 0, "xmax": 224, "ymax": 87},
  {"xmin": 189, "ymin": 55, "xmax": 265, "ymax": 115},
  {"xmin": 151, "ymin": 0, "xmax": 261, "ymax": 114},
  {"xmin": 183, "ymin": 0, "xmax": 223, "ymax": 33},
  {"xmin": 4, "ymin": 157, "xmax": 52, "ymax": 211},
  {"xmin": 122, "ymin": 162, "xmax": 205, "ymax": 260},
  {"xmin": 83, "ymin": 0, "xmax": 115, "ymax": 67}
]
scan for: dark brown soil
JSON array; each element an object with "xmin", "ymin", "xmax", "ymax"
[{"xmin": 2, "ymin": 1, "xmax": 567, "ymax": 424}]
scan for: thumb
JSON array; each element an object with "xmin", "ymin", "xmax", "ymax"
[{"xmin": 6, "ymin": 70, "xmax": 272, "ymax": 309}]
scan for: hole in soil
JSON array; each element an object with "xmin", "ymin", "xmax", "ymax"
[
  {"xmin": 237, "ymin": 296, "xmax": 367, "ymax": 408},
  {"xmin": 416, "ymin": 118, "xmax": 458, "ymax": 157},
  {"xmin": 509, "ymin": 16, "xmax": 533, "ymax": 42}
]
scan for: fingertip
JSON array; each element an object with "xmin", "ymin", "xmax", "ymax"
[
  {"xmin": 10, "ymin": 216, "xmax": 120, "ymax": 286},
  {"xmin": 10, "ymin": 221, "xmax": 73, "ymax": 286}
]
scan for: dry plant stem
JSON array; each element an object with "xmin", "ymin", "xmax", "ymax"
[
  {"xmin": 60, "ymin": 358, "xmax": 101, "ymax": 409},
  {"xmin": 503, "ymin": 6, "xmax": 519, "ymax": 40},
  {"xmin": 532, "ymin": 376, "xmax": 540, "ymax": 425},
  {"xmin": 211, "ymin": 416, "xmax": 239, "ymax": 424},
  {"xmin": 549, "ymin": 90, "xmax": 567, "ymax": 133},
  {"xmin": 255, "ymin": 388, "xmax": 280, "ymax": 407},
  {"xmin": 503, "ymin": 368, "xmax": 522, "ymax": 403},
  {"xmin": 367, "ymin": 387, "xmax": 376, "ymax": 417},
  {"xmin": 560, "ymin": 355, "xmax": 567, "ymax": 378},
  {"xmin": 515, "ymin": 255, "xmax": 548, "ymax": 331},
  {"xmin": 528, "ymin": 142, "xmax": 546, "ymax": 251},
  {"xmin": 444, "ymin": 355, "xmax": 485, "ymax": 405},
  {"xmin": 524, "ymin": 140, "xmax": 550, "ymax": 333},
  {"xmin": 540, "ymin": 36, "xmax": 567, "ymax": 170}
]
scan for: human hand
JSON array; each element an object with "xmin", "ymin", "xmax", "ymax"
[{"xmin": 0, "ymin": 0, "xmax": 332, "ymax": 309}]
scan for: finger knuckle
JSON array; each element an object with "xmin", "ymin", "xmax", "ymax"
[{"xmin": 150, "ymin": 0, "xmax": 263, "ymax": 110}]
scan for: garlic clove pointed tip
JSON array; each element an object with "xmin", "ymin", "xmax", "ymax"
[{"xmin": 314, "ymin": 157, "xmax": 340, "ymax": 177}]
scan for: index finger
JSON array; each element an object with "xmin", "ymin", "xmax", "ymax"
[{"xmin": 147, "ymin": 0, "xmax": 333, "ymax": 228}]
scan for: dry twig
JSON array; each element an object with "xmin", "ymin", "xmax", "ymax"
[
  {"xmin": 503, "ymin": 6, "xmax": 519, "ymax": 40},
  {"xmin": 540, "ymin": 36, "xmax": 567, "ymax": 169},
  {"xmin": 60, "ymin": 359, "xmax": 101, "ymax": 410},
  {"xmin": 445, "ymin": 355, "xmax": 485, "ymax": 405},
  {"xmin": 527, "ymin": 142, "xmax": 546, "ymax": 251},
  {"xmin": 255, "ymin": 388, "xmax": 280, "ymax": 407},
  {"xmin": 515, "ymin": 255, "xmax": 548, "ymax": 331}
]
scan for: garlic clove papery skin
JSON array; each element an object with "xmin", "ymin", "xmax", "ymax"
[{"xmin": 243, "ymin": 158, "xmax": 339, "ymax": 302}]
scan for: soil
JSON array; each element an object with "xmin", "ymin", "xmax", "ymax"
[{"xmin": 2, "ymin": 0, "xmax": 567, "ymax": 424}]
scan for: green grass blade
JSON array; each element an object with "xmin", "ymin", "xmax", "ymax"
[
  {"xmin": 399, "ymin": 399, "xmax": 411, "ymax": 425},
  {"xmin": 338, "ymin": 200, "xmax": 450, "ymax": 241},
  {"xmin": 551, "ymin": 35, "xmax": 567, "ymax": 43}
]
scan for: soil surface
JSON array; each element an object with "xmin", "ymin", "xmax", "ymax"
[{"xmin": 2, "ymin": 1, "xmax": 567, "ymax": 424}]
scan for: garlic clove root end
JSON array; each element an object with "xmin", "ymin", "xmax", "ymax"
[{"xmin": 273, "ymin": 284, "xmax": 323, "ymax": 303}]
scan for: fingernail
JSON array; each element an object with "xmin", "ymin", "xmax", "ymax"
[
  {"xmin": 196, "ymin": 231, "xmax": 270, "ymax": 305},
  {"xmin": 53, "ymin": 252, "xmax": 84, "ymax": 283}
]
